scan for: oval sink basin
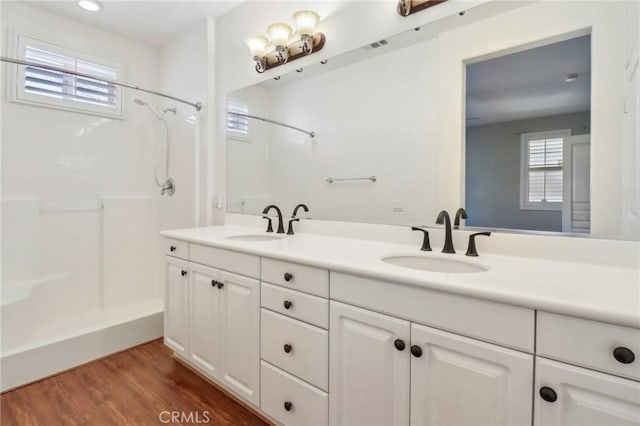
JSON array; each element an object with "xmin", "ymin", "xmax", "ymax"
[
  {"xmin": 382, "ymin": 255, "xmax": 487, "ymax": 274},
  {"xmin": 225, "ymin": 234, "xmax": 284, "ymax": 242}
]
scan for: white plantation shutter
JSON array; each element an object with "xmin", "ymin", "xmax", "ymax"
[
  {"xmin": 227, "ymin": 100, "xmax": 250, "ymax": 138},
  {"xmin": 16, "ymin": 35, "xmax": 122, "ymax": 117},
  {"xmin": 520, "ymin": 130, "xmax": 571, "ymax": 210}
]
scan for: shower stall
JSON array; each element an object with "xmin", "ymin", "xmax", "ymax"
[{"xmin": 0, "ymin": 3, "xmax": 202, "ymax": 391}]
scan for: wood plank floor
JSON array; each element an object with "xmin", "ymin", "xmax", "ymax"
[{"xmin": 0, "ymin": 339, "xmax": 269, "ymax": 426}]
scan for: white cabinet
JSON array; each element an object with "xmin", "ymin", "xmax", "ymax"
[
  {"xmin": 535, "ymin": 357, "xmax": 640, "ymax": 426},
  {"xmin": 410, "ymin": 323, "xmax": 533, "ymax": 426},
  {"xmin": 164, "ymin": 256, "xmax": 189, "ymax": 357},
  {"xmin": 188, "ymin": 263, "xmax": 221, "ymax": 378},
  {"xmin": 219, "ymin": 270, "xmax": 260, "ymax": 406},
  {"xmin": 329, "ymin": 301, "xmax": 534, "ymax": 426},
  {"xmin": 330, "ymin": 301, "xmax": 411, "ymax": 426}
]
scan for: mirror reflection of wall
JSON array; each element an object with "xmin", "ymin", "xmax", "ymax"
[{"xmin": 465, "ymin": 35, "xmax": 591, "ymax": 233}]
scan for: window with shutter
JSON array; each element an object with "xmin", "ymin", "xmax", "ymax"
[
  {"xmin": 13, "ymin": 34, "xmax": 122, "ymax": 118},
  {"xmin": 227, "ymin": 99, "xmax": 250, "ymax": 141},
  {"xmin": 519, "ymin": 129, "xmax": 571, "ymax": 210}
]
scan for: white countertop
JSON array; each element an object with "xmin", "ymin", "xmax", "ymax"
[{"xmin": 161, "ymin": 225, "xmax": 640, "ymax": 328}]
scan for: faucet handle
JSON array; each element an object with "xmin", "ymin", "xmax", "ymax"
[
  {"xmin": 411, "ymin": 226, "xmax": 432, "ymax": 251},
  {"xmin": 262, "ymin": 215, "xmax": 274, "ymax": 233},
  {"xmin": 287, "ymin": 218, "xmax": 300, "ymax": 235},
  {"xmin": 466, "ymin": 232, "xmax": 491, "ymax": 257}
]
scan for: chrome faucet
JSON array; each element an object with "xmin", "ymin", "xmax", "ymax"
[
  {"xmin": 262, "ymin": 205, "xmax": 285, "ymax": 233},
  {"xmin": 436, "ymin": 210, "xmax": 455, "ymax": 253}
]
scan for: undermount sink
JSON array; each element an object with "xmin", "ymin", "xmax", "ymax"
[
  {"xmin": 225, "ymin": 234, "xmax": 284, "ymax": 242},
  {"xmin": 382, "ymin": 254, "xmax": 487, "ymax": 274}
]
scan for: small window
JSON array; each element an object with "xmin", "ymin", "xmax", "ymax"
[
  {"xmin": 227, "ymin": 99, "xmax": 250, "ymax": 141},
  {"xmin": 13, "ymin": 34, "xmax": 122, "ymax": 118},
  {"xmin": 520, "ymin": 129, "xmax": 571, "ymax": 210}
]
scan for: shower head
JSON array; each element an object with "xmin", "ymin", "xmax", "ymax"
[{"xmin": 133, "ymin": 97, "xmax": 162, "ymax": 120}]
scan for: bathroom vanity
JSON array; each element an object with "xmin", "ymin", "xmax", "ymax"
[{"xmin": 161, "ymin": 226, "xmax": 640, "ymax": 426}]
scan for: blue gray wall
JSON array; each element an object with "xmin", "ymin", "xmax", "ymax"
[{"xmin": 465, "ymin": 111, "xmax": 590, "ymax": 232}]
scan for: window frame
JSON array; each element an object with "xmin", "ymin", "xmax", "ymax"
[
  {"xmin": 519, "ymin": 129, "xmax": 572, "ymax": 211},
  {"xmin": 226, "ymin": 98, "xmax": 251, "ymax": 142},
  {"xmin": 10, "ymin": 33, "xmax": 124, "ymax": 119}
]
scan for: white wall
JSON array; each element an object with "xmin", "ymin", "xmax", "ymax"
[{"xmin": 1, "ymin": 2, "xmax": 162, "ymax": 319}]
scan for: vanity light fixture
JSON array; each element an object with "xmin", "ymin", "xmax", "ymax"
[
  {"xmin": 397, "ymin": 0, "xmax": 447, "ymax": 17},
  {"xmin": 78, "ymin": 0, "xmax": 102, "ymax": 12},
  {"xmin": 245, "ymin": 10, "xmax": 326, "ymax": 73}
]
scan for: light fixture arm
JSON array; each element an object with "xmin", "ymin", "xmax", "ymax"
[
  {"xmin": 397, "ymin": 0, "xmax": 448, "ymax": 17},
  {"xmin": 251, "ymin": 33, "xmax": 325, "ymax": 74}
]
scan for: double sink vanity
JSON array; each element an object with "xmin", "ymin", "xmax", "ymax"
[{"xmin": 161, "ymin": 224, "xmax": 640, "ymax": 426}]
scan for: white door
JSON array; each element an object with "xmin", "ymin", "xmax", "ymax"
[
  {"xmin": 535, "ymin": 357, "xmax": 640, "ymax": 426},
  {"xmin": 164, "ymin": 256, "xmax": 189, "ymax": 357},
  {"xmin": 329, "ymin": 301, "xmax": 411, "ymax": 426},
  {"xmin": 562, "ymin": 134, "xmax": 591, "ymax": 233},
  {"xmin": 410, "ymin": 323, "xmax": 533, "ymax": 426},
  {"xmin": 219, "ymin": 270, "xmax": 260, "ymax": 406},
  {"xmin": 188, "ymin": 263, "xmax": 221, "ymax": 379}
]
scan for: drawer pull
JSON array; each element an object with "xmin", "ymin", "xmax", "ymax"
[
  {"xmin": 613, "ymin": 347, "xmax": 635, "ymax": 364},
  {"xmin": 170, "ymin": 245, "xmax": 177, "ymax": 252},
  {"xmin": 283, "ymin": 401, "xmax": 293, "ymax": 412},
  {"xmin": 539, "ymin": 387, "xmax": 557, "ymax": 403},
  {"xmin": 217, "ymin": 281, "xmax": 224, "ymax": 289},
  {"xmin": 394, "ymin": 339, "xmax": 406, "ymax": 351},
  {"xmin": 181, "ymin": 270, "xmax": 187, "ymax": 276},
  {"xmin": 284, "ymin": 272, "xmax": 293, "ymax": 282},
  {"xmin": 211, "ymin": 280, "xmax": 216, "ymax": 287},
  {"xmin": 283, "ymin": 344, "xmax": 293, "ymax": 354},
  {"xmin": 283, "ymin": 300, "xmax": 293, "ymax": 309},
  {"xmin": 411, "ymin": 345, "xmax": 422, "ymax": 357}
]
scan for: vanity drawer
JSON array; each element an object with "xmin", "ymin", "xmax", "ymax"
[
  {"xmin": 261, "ymin": 309, "xmax": 328, "ymax": 391},
  {"xmin": 164, "ymin": 238, "xmax": 188, "ymax": 259},
  {"xmin": 262, "ymin": 282, "xmax": 329, "ymax": 329},
  {"xmin": 189, "ymin": 243, "xmax": 259, "ymax": 279},
  {"xmin": 261, "ymin": 258, "xmax": 329, "ymax": 297},
  {"xmin": 537, "ymin": 312, "xmax": 640, "ymax": 381},
  {"xmin": 261, "ymin": 361, "xmax": 328, "ymax": 426},
  {"xmin": 330, "ymin": 272, "xmax": 535, "ymax": 352}
]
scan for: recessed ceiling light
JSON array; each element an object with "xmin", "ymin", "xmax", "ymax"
[
  {"xmin": 78, "ymin": 0, "xmax": 102, "ymax": 12},
  {"xmin": 565, "ymin": 73, "xmax": 579, "ymax": 83}
]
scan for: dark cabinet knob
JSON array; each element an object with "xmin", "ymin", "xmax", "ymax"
[
  {"xmin": 170, "ymin": 245, "xmax": 176, "ymax": 252},
  {"xmin": 283, "ymin": 401, "xmax": 293, "ymax": 412},
  {"xmin": 283, "ymin": 344, "xmax": 292, "ymax": 353},
  {"xmin": 539, "ymin": 387, "xmax": 557, "ymax": 402},
  {"xmin": 211, "ymin": 280, "xmax": 216, "ymax": 287},
  {"xmin": 394, "ymin": 339, "xmax": 406, "ymax": 351},
  {"xmin": 284, "ymin": 273, "xmax": 293, "ymax": 282},
  {"xmin": 217, "ymin": 282, "xmax": 224, "ymax": 289},
  {"xmin": 181, "ymin": 270, "xmax": 187, "ymax": 276},
  {"xmin": 411, "ymin": 345, "xmax": 422, "ymax": 357},
  {"xmin": 613, "ymin": 347, "xmax": 635, "ymax": 364},
  {"xmin": 283, "ymin": 300, "xmax": 293, "ymax": 309}
]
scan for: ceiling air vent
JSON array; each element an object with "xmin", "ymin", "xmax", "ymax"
[{"xmin": 365, "ymin": 39, "xmax": 389, "ymax": 50}]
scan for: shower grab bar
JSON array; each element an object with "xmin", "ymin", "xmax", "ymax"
[
  {"xmin": 1, "ymin": 56, "xmax": 202, "ymax": 111},
  {"xmin": 326, "ymin": 176, "xmax": 377, "ymax": 184},
  {"xmin": 39, "ymin": 203, "xmax": 104, "ymax": 213},
  {"xmin": 227, "ymin": 111, "xmax": 315, "ymax": 138}
]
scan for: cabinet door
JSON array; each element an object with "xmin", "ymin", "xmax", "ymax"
[
  {"xmin": 410, "ymin": 323, "xmax": 533, "ymax": 426},
  {"xmin": 164, "ymin": 256, "xmax": 189, "ymax": 357},
  {"xmin": 329, "ymin": 301, "xmax": 410, "ymax": 426},
  {"xmin": 219, "ymin": 270, "xmax": 260, "ymax": 406},
  {"xmin": 535, "ymin": 357, "xmax": 640, "ymax": 426},
  {"xmin": 188, "ymin": 263, "xmax": 221, "ymax": 379}
]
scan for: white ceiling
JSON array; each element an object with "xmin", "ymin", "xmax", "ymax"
[
  {"xmin": 466, "ymin": 35, "xmax": 591, "ymax": 127},
  {"xmin": 18, "ymin": 0, "xmax": 243, "ymax": 47}
]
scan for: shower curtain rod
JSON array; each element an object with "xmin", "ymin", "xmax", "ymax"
[
  {"xmin": 228, "ymin": 111, "xmax": 315, "ymax": 138},
  {"xmin": 1, "ymin": 56, "xmax": 202, "ymax": 111}
]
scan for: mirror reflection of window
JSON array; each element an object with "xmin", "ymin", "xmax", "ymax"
[{"xmin": 465, "ymin": 34, "xmax": 591, "ymax": 234}]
